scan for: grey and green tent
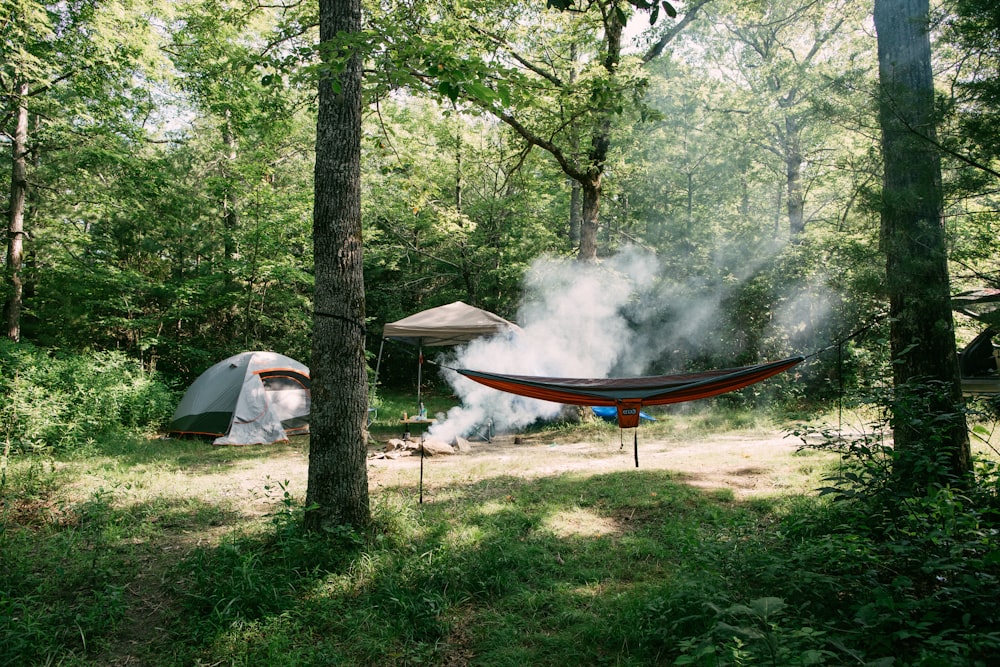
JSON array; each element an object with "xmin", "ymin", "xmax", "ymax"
[{"xmin": 168, "ymin": 351, "xmax": 310, "ymax": 445}]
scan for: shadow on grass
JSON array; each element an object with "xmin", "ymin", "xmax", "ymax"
[
  {"xmin": 0, "ymin": 492, "xmax": 255, "ymax": 665},
  {"xmin": 86, "ymin": 432, "xmax": 312, "ymax": 472},
  {"xmin": 156, "ymin": 470, "xmax": 782, "ymax": 667},
  {"xmin": 13, "ymin": 456, "xmax": 990, "ymax": 666}
]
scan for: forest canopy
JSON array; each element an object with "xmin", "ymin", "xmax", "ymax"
[{"xmin": 1, "ymin": 0, "xmax": 997, "ymax": 399}]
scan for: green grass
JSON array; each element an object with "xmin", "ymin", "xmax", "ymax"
[
  {"xmin": 367, "ymin": 387, "xmax": 459, "ymax": 438},
  {"xmin": 3, "ymin": 407, "xmax": 999, "ymax": 666}
]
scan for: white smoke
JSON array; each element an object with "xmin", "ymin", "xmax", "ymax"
[
  {"xmin": 428, "ymin": 248, "xmax": 662, "ymax": 442},
  {"xmin": 774, "ymin": 273, "xmax": 834, "ymax": 348},
  {"xmin": 426, "ymin": 246, "xmax": 833, "ymax": 443}
]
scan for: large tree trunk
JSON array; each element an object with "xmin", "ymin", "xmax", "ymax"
[
  {"xmin": 874, "ymin": 0, "xmax": 971, "ymax": 488},
  {"xmin": 305, "ymin": 0, "xmax": 370, "ymax": 531},
  {"xmin": 4, "ymin": 83, "xmax": 29, "ymax": 342},
  {"xmin": 569, "ymin": 176, "xmax": 582, "ymax": 247},
  {"xmin": 579, "ymin": 179, "xmax": 601, "ymax": 261},
  {"xmin": 574, "ymin": 9, "xmax": 622, "ymax": 263}
]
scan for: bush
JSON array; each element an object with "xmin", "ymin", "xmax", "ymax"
[
  {"xmin": 785, "ymin": 392, "xmax": 1000, "ymax": 665},
  {"xmin": 0, "ymin": 340, "xmax": 177, "ymax": 454}
]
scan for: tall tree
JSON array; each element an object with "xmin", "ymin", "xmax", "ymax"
[
  {"xmin": 874, "ymin": 0, "xmax": 971, "ymax": 487},
  {"xmin": 361, "ymin": 96, "xmax": 562, "ymax": 322},
  {"xmin": 685, "ymin": 0, "xmax": 869, "ymax": 243},
  {"xmin": 4, "ymin": 80, "xmax": 28, "ymax": 341},
  {"xmin": 2, "ymin": 0, "xmax": 162, "ymax": 342},
  {"xmin": 376, "ymin": 0, "xmax": 708, "ymax": 261},
  {"xmin": 2, "ymin": 0, "xmax": 52, "ymax": 341},
  {"xmin": 305, "ymin": 0, "xmax": 370, "ymax": 531}
]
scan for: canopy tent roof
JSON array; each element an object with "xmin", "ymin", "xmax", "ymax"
[
  {"xmin": 456, "ymin": 356, "xmax": 804, "ymax": 428},
  {"xmin": 953, "ymin": 288, "xmax": 1000, "ymax": 328},
  {"xmin": 383, "ymin": 301, "xmax": 521, "ymax": 347}
]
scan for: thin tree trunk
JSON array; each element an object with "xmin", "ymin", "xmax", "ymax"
[
  {"xmin": 785, "ymin": 115, "xmax": 805, "ymax": 240},
  {"xmin": 686, "ymin": 172, "xmax": 694, "ymax": 231},
  {"xmin": 222, "ymin": 110, "xmax": 240, "ymax": 291},
  {"xmin": 305, "ymin": 0, "xmax": 370, "ymax": 531},
  {"xmin": 875, "ymin": 0, "xmax": 971, "ymax": 487},
  {"xmin": 4, "ymin": 83, "xmax": 29, "ymax": 342},
  {"xmin": 455, "ymin": 128, "xmax": 462, "ymax": 213}
]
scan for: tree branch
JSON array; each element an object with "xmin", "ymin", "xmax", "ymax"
[
  {"xmin": 468, "ymin": 24, "xmax": 565, "ymax": 87},
  {"xmin": 642, "ymin": 0, "xmax": 711, "ymax": 64}
]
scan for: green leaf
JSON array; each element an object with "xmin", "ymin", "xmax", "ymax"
[
  {"xmin": 662, "ymin": 1, "xmax": 677, "ymax": 18},
  {"xmin": 465, "ymin": 81, "xmax": 496, "ymax": 104},
  {"xmin": 438, "ymin": 80, "xmax": 459, "ymax": 102},
  {"xmin": 749, "ymin": 596, "xmax": 785, "ymax": 618}
]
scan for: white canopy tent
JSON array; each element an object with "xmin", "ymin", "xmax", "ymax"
[{"xmin": 376, "ymin": 301, "xmax": 521, "ymax": 409}]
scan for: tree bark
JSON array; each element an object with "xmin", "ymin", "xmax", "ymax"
[
  {"xmin": 222, "ymin": 109, "xmax": 240, "ymax": 289},
  {"xmin": 784, "ymin": 114, "xmax": 805, "ymax": 240},
  {"xmin": 4, "ymin": 83, "xmax": 29, "ymax": 342},
  {"xmin": 579, "ymin": 179, "xmax": 601, "ymax": 261},
  {"xmin": 569, "ymin": 178, "xmax": 582, "ymax": 247},
  {"xmin": 874, "ymin": 0, "xmax": 971, "ymax": 487},
  {"xmin": 305, "ymin": 0, "xmax": 371, "ymax": 531},
  {"xmin": 576, "ymin": 4, "xmax": 621, "ymax": 263}
]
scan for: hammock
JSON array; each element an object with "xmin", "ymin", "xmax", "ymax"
[{"xmin": 456, "ymin": 356, "xmax": 805, "ymax": 429}]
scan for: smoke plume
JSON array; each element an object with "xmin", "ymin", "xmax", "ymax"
[{"xmin": 426, "ymin": 246, "xmax": 829, "ymax": 442}]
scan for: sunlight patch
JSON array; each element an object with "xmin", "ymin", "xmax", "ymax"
[{"xmin": 542, "ymin": 508, "xmax": 620, "ymax": 538}]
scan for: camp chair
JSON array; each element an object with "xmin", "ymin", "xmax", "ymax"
[{"xmin": 467, "ymin": 416, "xmax": 494, "ymax": 443}]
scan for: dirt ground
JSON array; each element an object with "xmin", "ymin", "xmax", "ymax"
[
  {"xmin": 92, "ymin": 428, "xmax": 838, "ymax": 665},
  {"xmin": 180, "ymin": 429, "xmax": 832, "ymax": 517}
]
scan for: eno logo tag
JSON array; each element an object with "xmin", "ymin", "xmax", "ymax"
[{"xmin": 622, "ymin": 408, "xmax": 638, "ymax": 415}]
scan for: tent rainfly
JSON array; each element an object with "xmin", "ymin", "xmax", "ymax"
[
  {"xmin": 377, "ymin": 301, "xmax": 521, "ymax": 407},
  {"xmin": 168, "ymin": 351, "xmax": 310, "ymax": 445}
]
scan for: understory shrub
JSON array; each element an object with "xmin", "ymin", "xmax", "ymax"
[
  {"xmin": 776, "ymin": 386, "xmax": 1000, "ymax": 665},
  {"xmin": 0, "ymin": 340, "xmax": 176, "ymax": 454}
]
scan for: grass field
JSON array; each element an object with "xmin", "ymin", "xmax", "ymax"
[{"xmin": 3, "ymin": 398, "xmax": 999, "ymax": 666}]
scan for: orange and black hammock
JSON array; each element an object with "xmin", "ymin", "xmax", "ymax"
[{"xmin": 456, "ymin": 356, "xmax": 805, "ymax": 466}]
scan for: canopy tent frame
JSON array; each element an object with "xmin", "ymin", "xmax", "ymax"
[{"xmin": 375, "ymin": 301, "xmax": 521, "ymax": 412}]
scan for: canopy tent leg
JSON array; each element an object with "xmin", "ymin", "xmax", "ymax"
[
  {"xmin": 373, "ymin": 337, "xmax": 386, "ymax": 391},
  {"xmin": 416, "ymin": 342, "xmax": 423, "ymax": 412}
]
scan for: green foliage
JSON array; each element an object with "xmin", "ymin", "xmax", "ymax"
[
  {"xmin": 0, "ymin": 340, "xmax": 176, "ymax": 455},
  {"xmin": 783, "ymin": 397, "xmax": 1000, "ymax": 665},
  {"xmin": 2, "ymin": 415, "xmax": 1000, "ymax": 665},
  {"xmin": 0, "ymin": 484, "xmax": 141, "ymax": 664},
  {"xmin": 673, "ymin": 597, "xmax": 840, "ymax": 666}
]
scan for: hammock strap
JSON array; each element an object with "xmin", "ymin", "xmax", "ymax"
[{"xmin": 634, "ymin": 430, "xmax": 639, "ymax": 468}]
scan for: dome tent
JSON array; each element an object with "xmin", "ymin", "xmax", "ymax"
[{"xmin": 169, "ymin": 351, "xmax": 310, "ymax": 445}]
